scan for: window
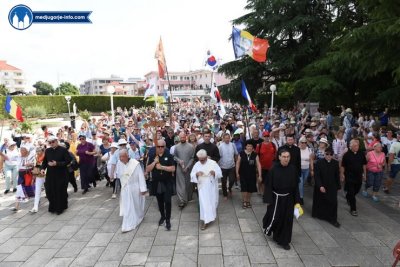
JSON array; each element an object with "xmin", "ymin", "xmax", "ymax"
[
  {"xmin": 16, "ymin": 73, "xmax": 22, "ymax": 76},
  {"xmin": 200, "ymin": 75, "xmax": 202, "ymax": 79},
  {"xmin": 4, "ymin": 72, "xmax": 8, "ymax": 76}
]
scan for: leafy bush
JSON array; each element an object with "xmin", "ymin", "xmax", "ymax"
[
  {"xmin": 20, "ymin": 121, "xmax": 33, "ymax": 133},
  {"xmin": 79, "ymin": 109, "xmax": 92, "ymax": 121},
  {"xmin": 24, "ymin": 105, "xmax": 47, "ymax": 118}
]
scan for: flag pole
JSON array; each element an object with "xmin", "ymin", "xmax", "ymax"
[
  {"xmin": 164, "ymin": 65, "xmax": 173, "ymax": 126},
  {"xmin": 244, "ymin": 106, "xmax": 251, "ymax": 139},
  {"xmin": 209, "ymin": 71, "xmax": 214, "ymax": 114}
]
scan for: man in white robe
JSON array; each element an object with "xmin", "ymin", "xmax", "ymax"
[
  {"xmin": 116, "ymin": 149, "xmax": 147, "ymax": 232},
  {"xmin": 190, "ymin": 149, "xmax": 222, "ymax": 230}
]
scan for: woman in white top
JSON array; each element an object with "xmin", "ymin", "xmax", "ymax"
[
  {"xmin": 332, "ymin": 130, "xmax": 347, "ymax": 161},
  {"xmin": 299, "ymin": 136, "xmax": 314, "ymax": 205},
  {"xmin": 1, "ymin": 141, "xmax": 19, "ymax": 194}
]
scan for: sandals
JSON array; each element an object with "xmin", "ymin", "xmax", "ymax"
[
  {"xmin": 242, "ymin": 202, "xmax": 252, "ymax": 209},
  {"xmin": 246, "ymin": 202, "xmax": 252, "ymax": 208}
]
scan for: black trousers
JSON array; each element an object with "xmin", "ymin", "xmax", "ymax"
[
  {"xmin": 345, "ymin": 182, "xmax": 362, "ymax": 211},
  {"xmin": 221, "ymin": 168, "xmax": 235, "ymax": 197},
  {"xmin": 156, "ymin": 192, "xmax": 172, "ymax": 220},
  {"xmin": 68, "ymin": 171, "xmax": 77, "ymax": 190}
]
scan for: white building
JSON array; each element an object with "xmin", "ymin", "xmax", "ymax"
[
  {"xmin": 80, "ymin": 76, "xmax": 147, "ymax": 95},
  {"xmin": 0, "ymin": 60, "xmax": 26, "ymax": 93},
  {"xmin": 144, "ymin": 69, "xmax": 231, "ymax": 100}
]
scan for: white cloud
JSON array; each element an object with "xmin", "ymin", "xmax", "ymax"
[{"xmin": 0, "ymin": 0, "xmax": 247, "ymax": 89}]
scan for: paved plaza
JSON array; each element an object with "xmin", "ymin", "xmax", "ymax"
[{"xmin": 0, "ymin": 178, "xmax": 398, "ymax": 267}]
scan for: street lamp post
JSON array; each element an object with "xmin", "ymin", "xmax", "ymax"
[
  {"xmin": 106, "ymin": 85, "xmax": 115, "ymax": 124},
  {"xmin": 65, "ymin": 96, "xmax": 71, "ymax": 116},
  {"xmin": 65, "ymin": 95, "xmax": 75, "ymax": 129},
  {"xmin": 270, "ymin": 84, "xmax": 276, "ymax": 118}
]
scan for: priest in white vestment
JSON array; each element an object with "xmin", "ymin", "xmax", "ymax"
[
  {"xmin": 116, "ymin": 149, "xmax": 147, "ymax": 232},
  {"xmin": 190, "ymin": 149, "xmax": 222, "ymax": 230}
]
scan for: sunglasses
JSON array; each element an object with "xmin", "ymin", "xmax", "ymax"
[
  {"xmin": 49, "ymin": 140, "xmax": 56, "ymax": 144},
  {"xmin": 157, "ymin": 146, "xmax": 165, "ymax": 148}
]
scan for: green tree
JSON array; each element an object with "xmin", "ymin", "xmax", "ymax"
[
  {"xmin": 33, "ymin": 81, "xmax": 54, "ymax": 95},
  {"xmin": 56, "ymin": 82, "xmax": 80, "ymax": 95},
  {"xmin": 0, "ymin": 84, "xmax": 9, "ymax": 96}
]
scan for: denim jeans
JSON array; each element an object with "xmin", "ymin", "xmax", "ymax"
[
  {"xmin": 4, "ymin": 164, "xmax": 18, "ymax": 190},
  {"xmin": 299, "ymin": 169, "xmax": 309, "ymax": 199},
  {"xmin": 366, "ymin": 171, "xmax": 383, "ymax": 192}
]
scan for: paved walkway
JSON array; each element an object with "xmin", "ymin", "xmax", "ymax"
[{"xmin": 0, "ymin": 179, "xmax": 398, "ymax": 267}]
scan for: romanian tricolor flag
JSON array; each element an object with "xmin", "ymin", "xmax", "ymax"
[
  {"xmin": 5, "ymin": 95, "xmax": 24, "ymax": 122},
  {"xmin": 241, "ymin": 80, "xmax": 257, "ymax": 112},
  {"xmin": 232, "ymin": 27, "xmax": 269, "ymax": 63},
  {"xmin": 155, "ymin": 37, "xmax": 167, "ymax": 79}
]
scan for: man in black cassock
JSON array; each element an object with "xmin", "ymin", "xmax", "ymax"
[
  {"xmin": 263, "ymin": 149, "xmax": 300, "ymax": 250},
  {"xmin": 312, "ymin": 147, "xmax": 341, "ymax": 227},
  {"xmin": 41, "ymin": 136, "xmax": 71, "ymax": 215}
]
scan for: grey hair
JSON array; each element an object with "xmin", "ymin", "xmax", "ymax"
[
  {"xmin": 349, "ymin": 139, "xmax": 359, "ymax": 147},
  {"xmin": 119, "ymin": 148, "xmax": 129, "ymax": 156}
]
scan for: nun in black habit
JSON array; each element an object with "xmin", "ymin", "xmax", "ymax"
[
  {"xmin": 312, "ymin": 147, "xmax": 341, "ymax": 227},
  {"xmin": 263, "ymin": 149, "xmax": 300, "ymax": 250}
]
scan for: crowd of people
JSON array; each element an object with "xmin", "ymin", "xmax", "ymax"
[{"xmin": 1, "ymin": 102, "xmax": 399, "ymax": 250}]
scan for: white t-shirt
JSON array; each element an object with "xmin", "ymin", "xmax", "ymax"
[
  {"xmin": 300, "ymin": 147, "xmax": 312, "ymax": 170},
  {"xmin": 389, "ymin": 141, "xmax": 400, "ymax": 165}
]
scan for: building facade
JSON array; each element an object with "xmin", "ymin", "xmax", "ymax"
[
  {"xmin": 80, "ymin": 76, "xmax": 147, "ymax": 96},
  {"xmin": 0, "ymin": 60, "xmax": 26, "ymax": 93},
  {"xmin": 144, "ymin": 69, "xmax": 230, "ymax": 100}
]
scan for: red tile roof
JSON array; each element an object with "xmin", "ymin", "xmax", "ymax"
[{"xmin": 0, "ymin": 60, "xmax": 21, "ymax": 71}]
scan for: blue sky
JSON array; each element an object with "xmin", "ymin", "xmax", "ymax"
[{"xmin": 1, "ymin": 0, "xmax": 247, "ymax": 89}]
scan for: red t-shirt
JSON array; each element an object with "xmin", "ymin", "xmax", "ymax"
[{"xmin": 256, "ymin": 142, "xmax": 276, "ymax": 170}]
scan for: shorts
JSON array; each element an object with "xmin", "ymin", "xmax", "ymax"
[{"xmin": 389, "ymin": 164, "xmax": 400, "ymax": 179}]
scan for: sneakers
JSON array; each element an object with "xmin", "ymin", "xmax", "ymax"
[
  {"xmin": 372, "ymin": 196, "xmax": 379, "ymax": 202},
  {"xmin": 362, "ymin": 191, "xmax": 368, "ymax": 197},
  {"xmin": 4, "ymin": 190, "xmax": 9, "ymax": 194},
  {"xmin": 350, "ymin": 210, "xmax": 358, "ymax": 216},
  {"xmin": 12, "ymin": 188, "xmax": 17, "ymax": 193},
  {"xmin": 111, "ymin": 193, "xmax": 117, "ymax": 199},
  {"xmin": 29, "ymin": 208, "xmax": 38, "ymax": 213}
]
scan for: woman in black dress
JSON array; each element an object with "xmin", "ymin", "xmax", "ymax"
[{"xmin": 236, "ymin": 141, "xmax": 262, "ymax": 208}]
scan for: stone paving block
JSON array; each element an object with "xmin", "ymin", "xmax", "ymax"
[
  {"xmin": 121, "ymin": 252, "xmax": 148, "ymax": 265},
  {"xmin": 0, "ymin": 254, "xmax": 9, "ymax": 262},
  {"xmin": 0, "ymin": 261, "xmax": 23, "ymax": 267},
  {"xmin": 97, "ymin": 222, "xmax": 120, "ymax": 233},
  {"xmin": 70, "ymin": 228, "xmax": 98, "ymax": 242},
  {"xmin": 299, "ymin": 255, "xmax": 331, "ymax": 267},
  {"xmin": 0, "ymin": 238, "xmax": 28, "ymax": 254},
  {"xmin": 219, "ymin": 223, "xmax": 242, "ymax": 240},
  {"xmin": 352, "ymin": 253, "xmax": 384, "ymax": 267},
  {"xmin": 307, "ymin": 231, "xmax": 339, "ymax": 248},
  {"xmin": 298, "ymin": 218, "xmax": 324, "ymax": 232},
  {"xmin": 87, "ymin": 232, "xmax": 114, "ymax": 247},
  {"xmin": 82, "ymin": 218, "xmax": 106, "ymax": 229},
  {"xmin": 135, "ymin": 222, "xmax": 159, "ymax": 237},
  {"xmin": 70, "ymin": 247, "xmax": 105, "ymax": 267},
  {"xmin": 4, "ymin": 246, "xmax": 40, "ymax": 262},
  {"xmin": 41, "ymin": 239, "xmax": 68, "ymax": 249},
  {"xmin": 319, "ymin": 247, "xmax": 359, "ymax": 267},
  {"xmin": 242, "ymin": 232, "xmax": 268, "ymax": 246},
  {"xmin": 153, "ymin": 230, "xmax": 177, "ymax": 246},
  {"xmin": 174, "ymin": 236, "xmax": 198, "ymax": 254},
  {"xmin": 198, "ymin": 254, "xmax": 223, "ymax": 267},
  {"xmin": 149, "ymin": 245, "xmax": 175, "ymax": 257},
  {"xmin": 25, "ymin": 232, "xmax": 55, "ymax": 246},
  {"xmin": 52, "ymin": 225, "xmax": 81, "ymax": 240},
  {"xmin": 147, "ymin": 256, "xmax": 172, "ymax": 262},
  {"xmin": 351, "ymin": 231, "xmax": 384, "ymax": 247},
  {"xmin": 145, "ymin": 262, "xmax": 171, "ymax": 267},
  {"xmin": 66, "ymin": 215, "xmax": 91, "ymax": 226},
  {"xmin": 334, "ymin": 238, "xmax": 369, "ymax": 255},
  {"xmin": 13, "ymin": 225, "xmax": 44, "ymax": 238},
  {"xmin": 246, "ymin": 245, "xmax": 275, "ymax": 264},
  {"xmin": 275, "ymin": 257, "xmax": 305, "ymax": 267},
  {"xmin": 180, "ymin": 212, "xmax": 199, "ymax": 222},
  {"xmin": 98, "ymin": 241, "xmax": 129, "ymax": 262},
  {"xmin": 238, "ymin": 218, "xmax": 261, "ymax": 233},
  {"xmin": 21, "ymin": 248, "xmax": 58, "ymax": 267},
  {"xmin": 128, "ymin": 236, "xmax": 154, "ymax": 253},
  {"xmin": 44, "ymin": 257, "xmax": 74, "ymax": 267},
  {"xmin": 268, "ymin": 241, "xmax": 299, "ymax": 259},
  {"xmin": 42, "ymin": 220, "xmax": 65, "ymax": 232},
  {"xmin": 110, "ymin": 229, "xmax": 136, "ymax": 242},
  {"xmin": 217, "ymin": 212, "xmax": 238, "ymax": 224},
  {"xmin": 94, "ymin": 261, "xmax": 120, "ymax": 267},
  {"xmin": 222, "ymin": 239, "xmax": 247, "ymax": 256},
  {"xmin": 199, "ymin": 232, "xmax": 221, "ymax": 247},
  {"xmin": 223, "ymin": 255, "xmax": 251, "ymax": 267},
  {"xmin": 171, "ymin": 253, "xmax": 197, "ymax": 267},
  {"xmin": 291, "ymin": 235, "xmax": 321, "ymax": 255},
  {"xmin": 372, "ymin": 246, "xmax": 393, "ymax": 265},
  {"xmin": 0, "ymin": 228, "xmax": 22, "ymax": 244},
  {"xmin": 55, "ymin": 241, "xmax": 87, "ymax": 258},
  {"xmin": 177, "ymin": 221, "xmax": 198, "ymax": 236},
  {"xmin": 198, "ymin": 246, "xmax": 222, "ymax": 255}
]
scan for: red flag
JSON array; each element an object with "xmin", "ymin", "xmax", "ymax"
[{"xmin": 155, "ymin": 37, "xmax": 166, "ymax": 78}]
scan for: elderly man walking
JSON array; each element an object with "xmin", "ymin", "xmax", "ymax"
[
  {"xmin": 173, "ymin": 132, "xmax": 195, "ymax": 208},
  {"xmin": 116, "ymin": 149, "xmax": 147, "ymax": 233},
  {"xmin": 191, "ymin": 149, "xmax": 222, "ymax": 230}
]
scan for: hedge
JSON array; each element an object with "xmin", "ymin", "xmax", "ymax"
[{"xmin": 0, "ymin": 95, "xmax": 160, "ymax": 115}]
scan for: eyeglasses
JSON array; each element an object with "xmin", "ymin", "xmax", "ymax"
[{"xmin": 157, "ymin": 146, "xmax": 165, "ymax": 148}]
